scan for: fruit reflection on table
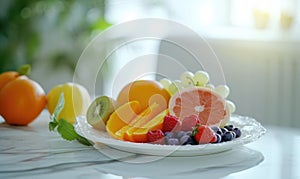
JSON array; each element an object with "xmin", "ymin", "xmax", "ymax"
[{"xmin": 86, "ymin": 70, "xmax": 241, "ymax": 146}]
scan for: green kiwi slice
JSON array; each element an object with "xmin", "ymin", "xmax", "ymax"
[{"xmin": 86, "ymin": 96, "xmax": 117, "ymax": 130}]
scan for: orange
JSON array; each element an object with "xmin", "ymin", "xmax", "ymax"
[
  {"xmin": 122, "ymin": 102, "xmax": 164, "ymax": 142},
  {"xmin": 106, "ymin": 101, "xmax": 143, "ymax": 140},
  {"xmin": 117, "ymin": 80, "xmax": 170, "ymax": 111},
  {"xmin": 0, "ymin": 76, "xmax": 47, "ymax": 125},
  {"xmin": 131, "ymin": 109, "xmax": 168, "ymax": 143},
  {"xmin": 169, "ymin": 87, "xmax": 228, "ymax": 126},
  {"xmin": 0, "ymin": 71, "xmax": 19, "ymax": 90}
]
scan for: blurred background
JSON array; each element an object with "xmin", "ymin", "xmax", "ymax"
[{"xmin": 1, "ymin": 0, "xmax": 300, "ymax": 127}]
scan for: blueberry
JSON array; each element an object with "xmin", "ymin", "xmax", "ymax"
[
  {"xmin": 224, "ymin": 125, "xmax": 234, "ymax": 131},
  {"xmin": 175, "ymin": 131, "xmax": 186, "ymax": 139},
  {"xmin": 211, "ymin": 126, "xmax": 223, "ymax": 135},
  {"xmin": 222, "ymin": 131, "xmax": 233, "ymax": 142},
  {"xmin": 179, "ymin": 135, "xmax": 192, "ymax": 145},
  {"xmin": 221, "ymin": 128, "xmax": 228, "ymax": 134},
  {"xmin": 233, "ymin": 128, "xmax": 241, "ymax": 138},
  {"xmin": 214, "ymin": 134, "xmax": 222, "ymax": 143},
  {"xmin": 181, "ymin": 135, "xmax": 197, "ymax": 145},
  {"xmin": 164, "ymin": 132, "xmax": 174, "ymax": 139},
  {"xmin": 185, "ymin": 131, "xmax": 193, "ymax": 137},
  {"xmin": 167, "ymin": 138, "xmax": 179, "ymax": 145},
  {"xmin": 231, "ymin": 131, "xmax": 236, "ymax": 138}
]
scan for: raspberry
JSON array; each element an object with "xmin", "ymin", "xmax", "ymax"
[
  {"xmin": 181, "ymin": 114, "xmax": 200, "ymax": 131},
  {"xmin": 163, "ymin": 115, "xmax": 180, "ymax": 132},
  {"xmin": 147, "ymin": 130, "xmax": 165, "ymax": 144}
]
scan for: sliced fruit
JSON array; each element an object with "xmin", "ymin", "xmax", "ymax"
[
  {"xmin": 116, "ymin": 102, "xmax": 164, "ymax": 142},
  {"xmin": 86, "ymin": 96, "xmax": 117, "ymax": 130},
  {"xmin": 193, "ymin": 125, "xmax": 217, "ymax": 144},
  {"xmin": 131, "ymin": 109, "xmax": 168, "ymax": 143},
  {"xmin": 162, "ymin": 115, "xmax": 181, "ymax": 133},
  {"xmin": 117, "ymin": 80, "xmax": 170, "ymax": 111},
  {"xmin": 147, "ymin": 130, "xmax": 165, "ymax": 144},
  {"xmin": 106, "ymin": 101, "xmax": 143, "ymax": 140},
  {"xmin": 181, "ymin": 114, "xmax": 200, "ymax": 131},
  {"xmin": 219, "ymin": 104, "xmax": 230, "ymax": 127},
  {"xmin": 169, "ymin": 87, "xmax": 227, "ymax": 126}
]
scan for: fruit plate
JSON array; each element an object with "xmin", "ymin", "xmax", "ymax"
[{"xmin": 75, "ymin": 115, "xmax": 267, "ymax": 157}]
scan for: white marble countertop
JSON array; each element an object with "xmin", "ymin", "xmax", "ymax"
[{"xmin": 1, "ymin": 111, "xmax": 300, "ymax": 179}]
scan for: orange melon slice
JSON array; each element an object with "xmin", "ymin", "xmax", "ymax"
[
  {"xmin": 106, "ymin": 101, "xmax": 142, "ymax": 140},
  {"xmin": 115, "ymin": 102, "xmax": 164, "ymax": 141},
  {"xmin": 131, "ymin": 109, "xmax": 168, "ymax": 143}
]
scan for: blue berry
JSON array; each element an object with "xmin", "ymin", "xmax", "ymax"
[
  {"xmin": 167, "ymin": 138, "xmax": 179, "ymax": 145},
  {"xmin": 224, "ymin": 125, "xmax": 234, "ymax": 131},
  {"xmin": 211, "ymin": 126, "xmax": 223, "ymax": 135},
  {"xmin": 221, "ymin": 127, "xmax": 228, "ymax": 134},
  {"xmin": 175, "ymin": 131, "xmax": 186, "ymax": 139},
  {"xmin": 164, "ymin": 132, "xmax": 174, "ymax": 139},
  {"xmin": 231, "ymin": 131, "xmax": 236, "ymax": 138},
  {"xmin": 185, "ymin": 131, "xmax": 193, "ymax": 137},
  {"xmin": 214, "ymin": 134, "xmax": 222, "ymax": 143},
  {"xmin": 222, "ymin": 131, "xmax": 233, "ymax": 142},
  {"xmin": 179, "ymin": 135, "xmax": 191, "ymax": 145},
  {"xmin": 233, "ymin": 128, "xmax": 241, "ymax": 138}
]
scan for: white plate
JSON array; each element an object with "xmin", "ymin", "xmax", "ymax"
[{"xmin": 75, "ymin": 115, "xmax": 266, "ymax": 156}]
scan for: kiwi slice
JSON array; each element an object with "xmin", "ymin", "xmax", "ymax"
[{"xmin": 86, "ymin": 96, "xmax": 117, "ymax": 130}]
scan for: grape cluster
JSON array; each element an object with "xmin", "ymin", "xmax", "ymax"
[{"xmin": 159, "ymin": 71, "xmax": 236, "ymax": 114}]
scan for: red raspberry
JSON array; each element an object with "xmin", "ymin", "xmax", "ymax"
[
  {"xmin": 193, "ymin": 125, "xmax": 217, "ymax": 144},
  {"xmin": 163, "ymin": 115, "xmax": 180, "ymax": 132},
  {"xmin": 147, "ymin": 130, "xmax": 165, "ymax": 144},
  {"xmin": 181, "ymin": 114, "xmax": 200, "ymax": 131}
]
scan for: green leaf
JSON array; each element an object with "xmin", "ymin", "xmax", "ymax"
[
  {"xmin": 57, "ymin": 119, "xmax": 78, "ymax": 141},
  {"xmin": 91, "ymin": 18, "xmax": 112, "ymax": 31},
  {"xmin": 49, "ymin": 121, "xmax": 58, "ymax": 131},
  {"xmin": 17, "ymin": 64, "xmax": 31, "ymax": 76},
  {"xmin": 76, "ymin": 135, "xmax": 93, "ymax": 146},
  {"xmin": 48, "ymin": 92, "xmax": 92, "ymax": 146},
  {"xmin": 52, "ymin": 93, "xmax": 65, "ymax": 120}
]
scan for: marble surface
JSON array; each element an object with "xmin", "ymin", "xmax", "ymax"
[{"xmin": 0, "ymin": 111, "xmax": 300, "ymax": 179}]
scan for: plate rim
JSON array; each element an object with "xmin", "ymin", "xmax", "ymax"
[{"xmin": 75, "ymin": 114, "xmax": 267, "ymax": 156}]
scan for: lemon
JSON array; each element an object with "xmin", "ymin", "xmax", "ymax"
[{"xmin": 47, "ymin": 82, "xmax": 91, "ymax": 124}]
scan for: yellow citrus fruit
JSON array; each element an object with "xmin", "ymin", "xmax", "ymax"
[{"xmin": 47, "ymin": 82, "xmax": 91, "ymax": 124}]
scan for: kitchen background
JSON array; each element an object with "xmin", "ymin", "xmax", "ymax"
[{"xmin": 1, "ymin": 0, "xmax": 300, "ymax": 127}]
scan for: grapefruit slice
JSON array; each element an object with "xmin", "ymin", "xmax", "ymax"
[{"xmin": 169, "ymin": 87, "xmax": 228, "ymax": 126}]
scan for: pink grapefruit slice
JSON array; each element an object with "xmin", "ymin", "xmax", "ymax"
[{"xmin": 169, "ymin": 87, "xmax": 228, "ymax": 126}]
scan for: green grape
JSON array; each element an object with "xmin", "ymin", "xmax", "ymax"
[
  {"xmin": 193, "ymin": 71, "xmax": 209, "ymax": 86},
  {"xmin": 214, "ymin": 85, "xmax": 230, "ymax": 98},
  {"xmin": 204, "ymin": 84, "xmax": 215, "ymax": 90},
  {"xmin": 180, "ymin": 71, "xmax": 195, "ymax": 86},
  {"xmin": 168, "ymin": 80, "xmax": 183, "ymax": 95},
  {"xmin": 160, "ymin": 78, "xmax": 172, "ymax": 89},
  {"xmin": 226, "ymin": 100, "xmax": 236, "ymax": 113}
]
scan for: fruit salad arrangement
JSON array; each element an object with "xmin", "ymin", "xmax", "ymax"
[
  {"xmin": 0, "ymin": 65, "xmax": 241, "ymax": 146},
  {"xmin": 86, "ymin": 70, "xmax": 241, "ymax": 145}
]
